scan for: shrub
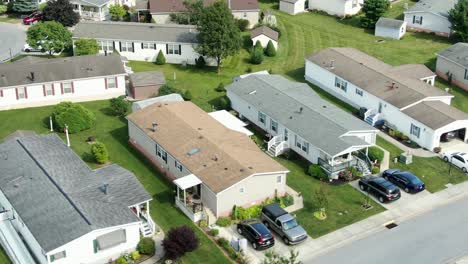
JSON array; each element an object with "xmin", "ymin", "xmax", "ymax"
[
  {"xmin": 371, "ymin": 166, "xmax": 380, "ymax": 174},
  {"xmin": 254, "ymin": 40, "xmax": 263, "ymax": 50},
  {"xmin": 162, "ymin": 226, "xmax": 199, "ymax": 260},
  {"xmin": 217, "ymin": 237, "xmax": 230, "ymax": 248},
  {"xmin": 182, "ymin": 90, "xmax": 192, "ymax": 100},
  {"xmin": 338, "ymin": 169, "xmax": 354, "ymax": 181},
  {"xmin": 74, "ymin": 38, "xmax": 99, "ymax": 56},
  {"xmin": 308, "ymin": 164, "xmax": 328, "ymax": 181},
  {"xmin": 264, "ymin": 40, "xmax": 276, "ymax": 57},
  {"xmin": 52, "ymin": 102, "xmax": 96, "ymax": 134},
  {"xmin": 195, "ymin": 56, "xmax": 206, "ymax": 68},
  {"xmin": 368, "ymin": 146, "xmax": 384, "ymax": 163},
  {"xmin": 131, "ymin": 251, "xmax": 140, "ymax": 260},
  {"xmin": 0, "ymin": 4, "xmax": 7, "ymax": 14},
  {"xmin": 155, "ymin": 50, "xmax": 166, "ymax": 65},
  {"xmin": 280, "ymin": 195, "xmax": 294, "ymax": 207},
  {"xmin": 110, "ymin": 96, "xmax": 131, "ymax": 116},
  {"xmin": 217, "ymin": 96, "xmax": 230, "ymax": 110},
  {"xmin": 199, "ymin": 220, "xmax": 208, "ymax": 228},
  {"xmin": 91, "ymin": 142, "xmax": 109, "ymax": 164},
  {"xmin": 210, "ymin": 228, "xmax": 219, "ymax": 236},
  {"xmin": 236, "ymin": 18, "xmax": 249, "ymax": 31},
  {"xmin": 159, "ymin": 84, "xmax": 177, "ymax": 96},
  {"xmin": 250, "ymin": 47, "xmax": 263, "ymax": 64},
  {"xmin": 233, "ymin": 205, "xmax": 262, "ymax": 220},
  {"xmin": 115, "ymin": 256, "xmax": 127, "ymax": 264},
  {"xmin": 137, "ymin": 237, "xmax": 156, "ymax": 255},
  {"xmin": 216, "ymin": 217, "xmax": 232, "ymax": 227},
  {"xmin": 215, "ymin": 82, "xmax": 225, "ymax": 92},
  {"xmin": 433, "ymin": 147, "xmax": 441, "ymax": 153}
]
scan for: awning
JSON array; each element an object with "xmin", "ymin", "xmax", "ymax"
[
  {"xmin": 96, "ymin": 229, "xmax": 126, "ymax": 250},
  {"xmin": 173, "ymin": 174, "xmax": 202, "ymax": 190},
  {"xmin": 208, "ymin": 110, "xmax": 254, "ymax": 136}
]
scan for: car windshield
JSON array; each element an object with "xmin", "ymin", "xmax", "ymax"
[{"xmin": 283, "ymin": 219, "xmax": 298, "ymax": 231}]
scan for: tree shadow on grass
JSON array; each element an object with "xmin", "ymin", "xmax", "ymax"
[
  {"xmin": 81, "ymin": 151, "xmax": 95, "ymax": 164},
  {"xmin": 243, "ymin": 35, "xmax": 253, "ymax": 51},
  {"xmin": 409, "ymin": 31, "xmax": 453, "ymax": 44},
  {"xmin": 99, "ymin": 106, "xmax": 115, "ymax": 116}
]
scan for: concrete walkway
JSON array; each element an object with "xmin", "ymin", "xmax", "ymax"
[
  {"xmin": 140, "ymin": 230, "xmax": 165, "ymax": 264},
  {"xmin": 377, "ymin": 145, "xmax": 390, "ymax": 171},
  {"xmin": 378, "ymin": 132, "xmax": 437, "ymax": 158}
]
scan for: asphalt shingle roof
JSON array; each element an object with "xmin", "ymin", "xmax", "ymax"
[
  {"xmin": 376, "ymin": 17, "xmax": 405, "ymax": 29},
  {"xmin": 437, "ymin": 43, "xmax": 468, "ymax": 68},
  {"xmin": 0, "ymin": 54, "xmax": 125, "ymax": 88},
  {"xmin": 73, "ymin": 21, "xmax": 199, "ymax": 43},
  {"xmin": 402, "ymin": 101, "xmax": 468, "ymax": 130},
  {"xmin": 406, "ymin": 0, "xmax": 457, "ymax": 17},
  {"xmin": 130, "ymin": 71, "xmax": 166, "ymax": 87},
  {"xmin": 0, "ymin": 134, "xmax": 151, "ymax": 252},
  {"xmin": 226, "ymin": 75, "xmax": 376, "ymax": 156},
  {"xmin": 251, "ymin": 26, "xmax": 279, "ymax": 41}
]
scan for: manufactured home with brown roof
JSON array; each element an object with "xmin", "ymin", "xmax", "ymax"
[{"xmin": 127, "ymin": 101, "xmax": 289, "ymax": 220}]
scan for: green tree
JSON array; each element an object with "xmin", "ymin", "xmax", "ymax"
[
  {"xmin": 262, "ymin": 250, "xmax": 302, "ymax": 264},
  {"xmin": 109, "ymin": 4, "xmax": 126, "ymax": 21},
  {"xmin": 196, "ymin": 1, "xmax": 241, "ymax": 73},
  {"xmin": 360, "ymin": 0, "xmax": 389, "ymax": 28},
  {"xmin": 250, "ymin": 47, "xmax": 263, "ymax": 64},
  {"xmin": 91, "ymin": 142, "xmax": 109, "ymax": 164},
  {"xmin": 42, "ymin": 0, "xmax": 80, "ymax": 27},
  {"xmin": 12, "ymin": 0, "xmax": 37, "ymax": 13},
  {"xmin": 155, "ymin": 50, "xmax": 166, "ymax": 65},
  {"xmin": 448, "ymin": 0, "xmax": 468, "ymax": 42},
  {"xmin": 110, "ymin": 96, "xmax": 131, "ymax": 116},
  {"xmin": 52, "ymin": 102, "xmax": 96, "ymax": 133},
  {"xmin": 27, "ymin": 21, "xmax": 72, "ymax": 56},
  {"xmin": 74, "ymin": 38, "xmax": 99, "ymax": 56},
  {"xmin": 314, "ymin": 184, "xmax": 328, "ymax": 220},
  {"xmin": 265, "ymin": 40, "xmax": 276, "ymax": 57},
  {"xmin": 170, "ymin": 0, "xmax": 204, "ymax": 24}
]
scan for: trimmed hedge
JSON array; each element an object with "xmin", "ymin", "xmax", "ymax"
[
  {"xmin": 308, "ymin": 164, "xmax": 328, "ymax": 181},
  {"xmin": 368, "ymin": 146, "xmax": 384, "ymax": 162},
  {"xmin": 155, "ymin": 50, "xmax": 166, "ymax": 65},
  {"xmin": 52, "ymin": 102, "xmax": 96, "ymax": 134},
  {"xmin": 91, "ymin": 142, "xmax": 109, "ymax": 164},
  {"xmin": 137, "ymin": 237, "xmax": 156, "ymax": 255}
]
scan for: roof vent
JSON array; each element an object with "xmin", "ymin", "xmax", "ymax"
[
  {"xmin": 187, "ymin": 148, "xmax": 200, "ymax": 156},
  {"xmin": 101, "ymin": 183, "xmax": 109, "ymax": 195},
  {"xmin": 224, "ymin": 167, "xmax": 228, "ymax": 170},
  {"xmin": 198, "ymin": 136, "xmax": 203, "ymax": 139},
  {"xmin": 248, "ymin": 166, "xmax": 253, "ymax": 169},
  {"xmin": 299, "ymin": 107, "xmax": 303, "ymax": 113},
  {"xmin": 29, "ymin": 72, "xmax": 35, "ymax": 81},
  {"xmin": 152, "ymin": 122, "xmax": 158, "ymax": 132},
  {"xmin": 329, "ymin": 60, "xmax": 335, "ymax": 69},
  {"xmin": 212, "ymin": 155, "xmax": 218, "ymax": 161},
  {"xmin": 249, "ymin": 90, "xmax": 257, "ymax": 95}
]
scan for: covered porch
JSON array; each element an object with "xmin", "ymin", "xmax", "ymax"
[
  {"xmin": 129, "ymin": 200, "xmax": 156, "ymax": 237},
  {"xmin": 72, "ymin": 0, "xmax": 108, "ymax": 21},
  {"xmin": 174, "ymin": 174, "xmax": 205, "ymax": 222},
  {"xmin": 318, "ymin": 145, "xmax": 372, "ymax": 178}
]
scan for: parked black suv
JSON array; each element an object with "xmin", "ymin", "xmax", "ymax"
[
  {"xmin": 237, "ymin": 219, "xmax": 275, "ymax": 250},
  {"xmin": 260, "ymin": 203, "xmax": 307, "ymax": 245},
  {"xmin": 358, "ymin": 176, "xmax": 401, "ymax": 203},
  {"xmin": 382, "ymin": 169, "xmax": 425, "ymax": 193}
]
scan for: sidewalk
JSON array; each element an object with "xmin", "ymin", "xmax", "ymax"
[
  {"xmin": 140, "ymin": 230, "xmax": 165, "ymax": 264},
  {"xmin": 378, "ymin": 132, "xmax": 437, "ymax": 158},
  {"xmin": 298, "ymin": 179, "xmax": 468, "ymax": 262}
]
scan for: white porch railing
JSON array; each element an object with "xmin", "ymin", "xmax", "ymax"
[
  {"xmin": 80, "ymin": 10, "xmax": 102, "ymax": 20},
  {"xmin": 275, "ymin": 141, "xmax": 290, "ymax": 156},
  {"xmin": 175, "ymin": 198, "xmax": 205, "ymax": 222},
  {"xmin": 364, "ymin": 109, "xmax": 380, "ymax": 126},
  {"xmin": 141, "ymin": 210, "xmax": 156, "ymax": 235},
  {"xmin": 267, "ymin": 135, "xmax": 284, "ymax": 151}
]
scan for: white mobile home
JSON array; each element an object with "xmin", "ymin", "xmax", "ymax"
[
  {"xmin": 227, "ymin": 74, "xmax": 378, "ymax": 178},
  {"xmin": 279, "ymin": 0, "xmax": 306, "ymax": 15},
  {"xmin": 436, "ymin": 43, "xmax": 468, "ymax": 91},
  {"xmin": 305, "ymin": 48, "xmax": 468, "ymax": 152},
  {"xmin": 403, "ymin": 0, "xmax": 457, "ymax": 36},
  {"xmin": 0, "ymin": 55, "xmax": 127, "ymax": 111},
  {"xmin": 308, "ymin": 0, "xmax": 363, "ymax": 17},
  {"xmin": 0, "ymin": 133, "xmax": 154, "ymax": 264}
]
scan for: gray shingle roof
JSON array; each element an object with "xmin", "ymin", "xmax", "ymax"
[
  {"xmin": 402, "ymin": 101, "xmax": 468, "ymax": 130},
  {"xmin": 376, "ymin": 17, "xmax": 405, "ymax": 29},
  {"xmin": 306, "ymin": 48, "xmax": 448, "ymax": 108},
  {"xmin": 77, "ymin": 0, "xmax": 111, "ymax": 7},
  {"xmin": 130, "ymin": 71, "xmax": 166, "ymax": 87},
  {"xmin": 437, "ymin": 43, "xmax": 468, "ymax": 68},
  {"xmin": 227, "ymin": 75, "xmax": 376, "ymax": 156},
  {"xmin": 251, "ymin": 26, "xmax": 279, "ymax": 41},
  {"xmin": 73, "ymin": 21, "xmax": 199, "ymax": 43},
  {"xmin": 0, "ymin": 54, "xmax": 125, "ymax": 88},
  {"xmin": 406, "ymin": 0, "xmax": 457, "ymax": 17},
  {"xmin": 0, "ymin": 134, "xmax": 151, "ymax": 252}
]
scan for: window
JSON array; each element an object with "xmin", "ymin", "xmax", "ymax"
[
  {"xmin": 413, "ymin": 16, "xmax": 423, "ymax": 25},
  {"xmin": 17, "ymin": 87, "xmax": 26, "ymax": 99},
  {"xmin": 352, "ymin": 0, "xmax": 358, "ymax": 7},
  {"xmin": 464, "ymin": 69, "xmax": 468, "ymax": 80},
  {"xmin": 50, "ymin": 251, "xmax": 66, "ymax": 262},
  {"xmin": 295, "ymin": 135, "xmax": 309, "ymax": 154},
  {"xmin": 106, "ymin": 77, "xmax": 117, "ymax": 89},
  {"xmin": 243, "ymin": 12, "xmax": 247, "ymax": 17},
  {"xmin": 94, "ymin": 229, "xmax": 126, "ymax": 252},
  {"xmin": 167, "ymin": 44, "xmax": 180, "ymax": 55},
  {"xmin": 334, "ymin": 77, "xmax": 347, "ymax": 92},
  {"xmin": 258, "ymin": 112, "xmax": 266, "ymax": 124},
  {"xmin": 355, "ymin": 88, "xmax": 363, "ymax": 96},
  {"xmin": 142, "ymin": 43, "xmax": 156, "ymax": 49},
  {"xmin": 156, "ymin": 145, "xmax": 167, "ymax": 163},
  {"xmin": 62, "ymin": 82, "xmax": 73, "ymax": 94},
  {"xmin": 270, "ymin": 119, "xmax": 278, "ymax": 133},
  {"xmin": 44, "ymin": 84, "xmax": 54, "ymax": 96},
  {"xmin": 120, "ymin": 42, "xmax": 134, "ymax": 52},
  {"xmin": 239, "ymin": 187, "xmax": 245, "ymax": 193},
  {"xmin": 99, "ymin": 40, "xmax": 113, "ymax": 51},
  {"xmin": 276, "ymin": 175, "xmax": 282, "ymax": 184},
  {"xmin": 410, "ymin": 123, "xmax": 420, "ymax": 138},
  {"xmin": 175, "ymin": 160, "xmax": 183, "ymax": 172}
]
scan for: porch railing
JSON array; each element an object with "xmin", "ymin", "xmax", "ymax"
[
  {"xmin": 141, "ymin": 210, "xmax": 156, "ymax": 234},
  {"xmin": 355, "ymin": 150, "xmax": 372, "ymax": 171},
  {"xmin": 318, "ymin": 157, "xmax": 358, "ymax": 175},
  {"xmin": 267, "ymin": 135, "xmax": 284, "ymax": 151},
  {"xmin": 175, "ymin": 198, "xmax": 205, "ymax": 222},
  {"xmin": 275, "ymin": 141, "xmax": 290, "ymax": 156}
]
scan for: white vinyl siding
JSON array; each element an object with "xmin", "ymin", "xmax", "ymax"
[
  {"xmin": 410, "ymin": 123, "xmax": 421, "ymax": 138},
  {"xmin": 335, "ymin": 77, "xmax": 347, "ymax": 92},
  {"xmin": 294, "ymin": 135, "xmax": 309, "ymax": 154},
  {"xmin": 44, "ymin": 84, "xmax": 53, "ymax": 96}
]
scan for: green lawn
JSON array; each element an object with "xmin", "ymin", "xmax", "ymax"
[
  {"xmin": 0, "ymin": 102, "xmax": 230, "ymax": 264},
  {"xmin": 384, "ymin": 0, "xmax": 417, "ymax": 19},
  {"xmin": 277, "ymin": 157, "xmax": 385, "ymax": 238},
  {"xmin": 0, "ymin": 246, "xmax": 11, "ymax": 264},
  {"xmin": 377, "ymin": 136, "xmax": 468, "ymax": 192}
]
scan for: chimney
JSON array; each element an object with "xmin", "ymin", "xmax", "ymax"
[
  {"xmin": 152, "ymin": 122, "xmax": 158, "ymax": 132},
  {"xmin": 299, "ymin": 107, "xmax": 303, "ymax": 113},
  {"xmin": 30, "ymin": 72, "xmax": 35, "ymax": 81},
  {"xmin": 102, "ymin": 183, "xmax": 109, "ymax": 195}
]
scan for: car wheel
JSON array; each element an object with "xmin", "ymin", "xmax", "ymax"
[
  {"xmin": 252, "ymin": 242, "xmax": 257, "ymax": 250},
  {"xmin": 383, "ymin": 175, "xmax": 388, "ymax": 180},
  {"xmin": 283, "ymin": 237, "xmax": 290, "ymax": 245},
  {"xmin": 443, "ymin": 156, "xmax": 449, "ymax": 162},
  {"xmin": 404, "ymin": 187, "xmax": 410, "ymax": 193},
  {"xmin": 359, "ymin": 184, "xmax": 366, "ymax": 191},
  {"xmin": 237, "ymin": 227, "xmax": 242, "ymax": 235},
  {"xmin": 25, "ymin": 49, "xmax": 30, "ymax": 53},
  {"xmin": 378, "ymin": 196, "xmax": 385, "ymax": 203},
  {"xmin": 463, "ymin": 167, "xmax": 467, "ymax": 173}
]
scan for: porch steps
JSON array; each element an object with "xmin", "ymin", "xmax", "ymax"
[
  {"xmin": 266, "ymin": 142, "xmax": 281, "ymax": 157},
  {"xmin": 357, "ymin": 158, "xmax": 371, "ymax": 176},
  {"xmin": 204, "ymin": 207, "xmax": 217, "ymax": 227},
  {"xmin": 141, "ymin": 223, "xmax": 152, "ymax": 237},
  {"xmin": 365, "ymin": 113, "xmax": 381, "ymax": 127}
]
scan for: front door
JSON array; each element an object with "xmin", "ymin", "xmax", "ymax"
[
  {"xmin": 378, "ymin": 102, "xmax": 383, "ymax": 113},
  {"xmin": 284, "ymin": 129, "xmax": 289, "ymax": 141}
]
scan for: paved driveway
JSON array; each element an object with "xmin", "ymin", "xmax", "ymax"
[
  {"xmin": 441, "ymin": 139, "xmax": 468, "ymax": 154},
  {"xmin": 0, "ymin": 22, "xmax": 26, "ymax": 62},
  {"xmin": 349, "ymin": 179, "xmax": 431, "ymax": 210}
]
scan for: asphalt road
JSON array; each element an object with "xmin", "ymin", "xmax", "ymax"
[
  {"xmin": 305, "ymin": 196, "xmax": 468, "ymax": 264},
  {"xmin": 0, "ymin": 22, "xmax": 26, "ymax": 62}
]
